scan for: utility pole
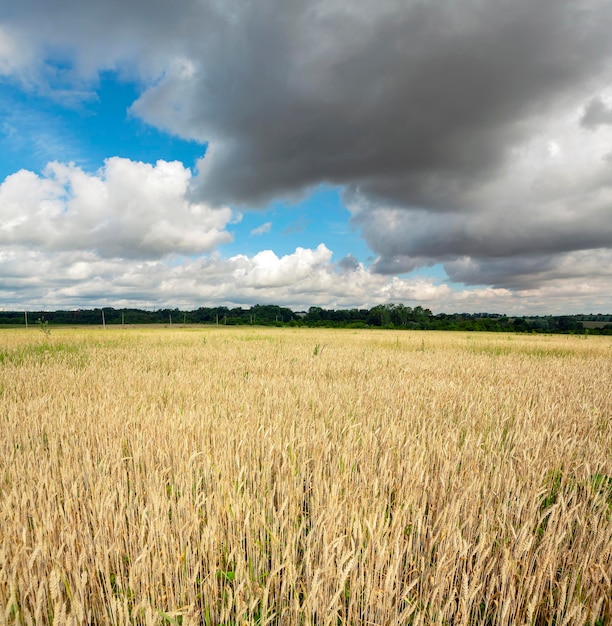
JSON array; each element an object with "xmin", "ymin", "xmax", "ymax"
[{"xmin": 25, "ymin": 310, "xmax": 28, "ymax": 329}]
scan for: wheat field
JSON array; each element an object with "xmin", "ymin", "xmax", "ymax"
[{"xmin": 0, "ymin": 326, "xmax": 611, "ymax": 625}]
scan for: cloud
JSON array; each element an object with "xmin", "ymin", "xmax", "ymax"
[
  {"xmin": 250, "ymin": 221, "xmax": 272, "ymax": 236},
  {"xmin": 581, "ymin": 96, "xmax": 612, "ymax": 129},
  {"xmin": 2, "ymin": 237, "xmax": 612, "ymax": 314},
  {"xmin": 337, "ymin": 254, "xmax": 360, "ymax": 273},
  {"xmin": 174, "ymin": 0, "xmax": 612, "ymax": 208},
  {"xmin": 282, "ymin": 216, "xmax": 309, "ymax": 235},
  {"xmin": 3, "ymin": 0, "xmax": 612, "ymax": 297},
  {"xmin": 351, "ymin": 104, "xmax": 612, "ymax": 289},
  {"xmin": 231, "ymin": 244, "xmax": 333, "ymax": 288},
  {"xmin": 0, "ymin": 158, "xmax": 235, "ymax": 258},
  {"xmin": 0, "ymin": 25, "xmax": 29, "ymax": 77}
]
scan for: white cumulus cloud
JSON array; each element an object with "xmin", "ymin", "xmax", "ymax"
[{"xmin": 0, "ymin": 157, "xmax": 235, "ymax": 259}]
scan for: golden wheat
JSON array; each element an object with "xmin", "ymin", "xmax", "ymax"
[{"xmin": 0, "ymin": 327, "xmax": 611, "ymax": 625}]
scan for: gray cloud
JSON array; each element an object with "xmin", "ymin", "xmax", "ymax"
[
  {"xmin": 3, "ymin": 0, "xmax": 612, "ymax": 294},
  {"xmin": 183, "ymin": 0, "xmax": 612, "ymax": 210},
  {"xmin": 581, "ymin": 96, "xmax": 612, "ymax": 129},
  {"xmin": 444, "ymin": 250, "xmax": 612, "ymax": 290},
  {"xmin": 337, "ymin": 254, "xmax": 360, "ymax": 273}
]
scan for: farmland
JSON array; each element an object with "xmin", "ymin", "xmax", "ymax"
[{"xmin": 1, "ymin": 327, "xmax": 611, "ymax": 625}]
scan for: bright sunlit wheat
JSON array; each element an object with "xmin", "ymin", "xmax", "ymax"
[{"xmin": 1, "ymin": 327, "xmax": 611, "ymax": 625}]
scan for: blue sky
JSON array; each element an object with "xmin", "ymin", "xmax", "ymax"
[
  {"xmin": 0, "ymin": 73, "xmax": 204, "ymax": 179},
  {"xmin": 1, "ymin": 1, "xmax": 612, "ymax": 314}
]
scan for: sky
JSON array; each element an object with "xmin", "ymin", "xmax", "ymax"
[{"xmin": 1, "ymin": 0, "xmax": 612, "ymax": 314}]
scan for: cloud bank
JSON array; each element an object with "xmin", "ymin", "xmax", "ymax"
[{"xmin": 0, "ymin": 241, "xmax": 556, "ymax": 315}]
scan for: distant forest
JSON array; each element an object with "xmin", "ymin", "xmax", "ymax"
[{"xmin": 1, "ymin": 304, "xmax": 612, "ymax": 334}]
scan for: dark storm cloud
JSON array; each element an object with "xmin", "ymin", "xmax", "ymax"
[
  {"xmin": 4, "ymin": 0, "xmax": 612, "ymax": 292},
  {"xmin": 170, "ymin": 0, "xmax": 612, "ymax": 209}
]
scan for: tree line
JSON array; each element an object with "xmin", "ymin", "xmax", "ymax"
[{"xmin": 1, "ymin": 304, "xmax": 611, "ymax": 334}]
